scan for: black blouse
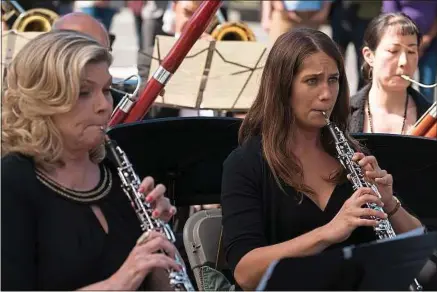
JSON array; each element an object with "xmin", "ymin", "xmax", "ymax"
[
  {"xmin": 221, "ymin": 136, "xmax": 377, "ymax": 276},
  {"xmin": 349, "ymin": 84, "xmax": 432, "ymax": 133},
  {"xmin": 1, "ymin": 153, "xmax": 143, "ymax": 290}
]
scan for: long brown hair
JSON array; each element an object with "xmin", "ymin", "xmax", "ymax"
[{"xmin": 239, "ymin": 28, "xmax": 361, "ymax": 200}]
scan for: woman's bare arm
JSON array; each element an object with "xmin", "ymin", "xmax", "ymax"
[
  {"xmin": 385, "ymin": 198, "xmax": 423, "ymax": 234},
  {"xmin": 233, "ymin": 188, "xmax": 386, "ymax": 291},
  {"xmin": 234, "ymin": 226, "xmax": 331, "ymax": 290}
]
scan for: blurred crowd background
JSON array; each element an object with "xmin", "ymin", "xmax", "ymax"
[{"xmin": 11, "ymin": 0, "xmax": 437, "ymax": 102}]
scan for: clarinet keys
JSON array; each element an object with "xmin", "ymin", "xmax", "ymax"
[{"xmin": 104, "ymin": 135, "xmax": 195, "ymax": 291}]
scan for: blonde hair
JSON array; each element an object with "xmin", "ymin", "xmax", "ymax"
[{"xmin": 2, "ymin": 30, "xmax": 113, "ymax": 169}]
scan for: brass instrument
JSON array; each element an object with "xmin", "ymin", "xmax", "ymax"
[
  {"xmin": 1, "ymin": 0, "xmax": 58, "ymax": 32},
  {"xmin": 207, "ymin": 8, "xmax": 256, "ymax": 41},
  {"xmin": 181, "ymin": 1, "xmax": 256, "ymax": 42},
  {"xmin": 207, "ymin": 9, "xmax": 256, "ymax": 41},
  {"xmin": 210, "ymin": 20, "xmax": 256, "ymax": 41}
]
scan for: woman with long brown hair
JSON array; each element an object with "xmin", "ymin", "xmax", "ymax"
[{"xmin": 220, "ymin": 28, "xmax": 423, "ymax": 290}]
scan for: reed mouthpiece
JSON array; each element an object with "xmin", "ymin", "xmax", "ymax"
[
  {"xmin": 400, "ymin": 74, "xmax": 437, "ymax": 88},
  {"xmin": 321, "ymin": 111, "xmax": 331, "ymax": 125},
  {"xmin": 100, "ymin": 127, "xmax": 111, "ymax": 142}
]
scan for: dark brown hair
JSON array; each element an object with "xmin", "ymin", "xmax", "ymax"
[
  {"xmin": 239, "ymin": 28, "xmax": 361, "ymax": 200},
  {"xmin": 362, "ymin": 12, "xmax": 422, "ymax": 82}
]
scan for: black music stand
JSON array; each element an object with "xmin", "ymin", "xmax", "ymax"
[
  {"xmin": 106, "ymin": 119, "xmax": 437, "ymax": 213},
  {"xmin": 257, "ymin": 230, "xmax": 437, "ymax": 291},
  {"xmin": 351, "ymin": 133, "xmax": 437, "ymax": 230},
  {"xmin": 106, "ymin": 117, "xmax": 241, "ymax": 206}
]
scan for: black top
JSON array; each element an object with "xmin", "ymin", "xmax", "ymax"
[
  {"xmin": 1, "ymin": 153, "xmax": 143, "ymax": 291},
  {"xmin": 349, "ymin": 84, "xmax": 432, "ymax": 133},
  {"xmin": 221, "ymin": 136, "xmax": 377, "ymax": 277}
]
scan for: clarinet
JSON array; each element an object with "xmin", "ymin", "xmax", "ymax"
[
  {"xmin": 103, "ymin": 134, "xmax": 195, "ymax": 291},
  {"xmin": 322, "ymin": 112, "xmax": 422, "ymax": 291}
]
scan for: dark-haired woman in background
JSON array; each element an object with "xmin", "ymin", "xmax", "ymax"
[
  {"xmin": 382, "ymin": 0, "xmax": 437, "ymax": 102},
  {"xmin": 220, "ymin": 27, "xmax": 422, "ymax": 291},
  {"xmin": 349, "ymin": 13, "xmax": 432, "ymax": 135}
]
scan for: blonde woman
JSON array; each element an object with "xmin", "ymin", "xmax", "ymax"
[{"xmin": 1, "ymin": 30, "xmax": 181, "ymax": 291}]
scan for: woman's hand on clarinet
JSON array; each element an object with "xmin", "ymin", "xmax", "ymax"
[
  {"xmin": 352, "ymin": 153, "xmax": 394, "ymax": 206},
  {"xmin": 107, "ymin": 231, "xmax": 181, "ymax": 290},
  {"xmin": 138, "ymin": 176, "xmax": 177, "ymax": 223},
  {"xmin": 324, "ymin": 187, "xmax": 387, "ymax": 244}
]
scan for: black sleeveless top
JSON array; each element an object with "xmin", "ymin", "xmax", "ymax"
[
  {"xmin": 349, "ymin": 84, "xmax": 432, "ymax": 133},
  {"xmin": 1, "ymin": 153, "xmax": 144, "ymax": 290}
]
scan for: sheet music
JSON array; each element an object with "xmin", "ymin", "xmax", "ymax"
[
  {"xmin": 148, "ymin": 35, "xmax": 268, "ymax": 110},
  {"xmin": 1, "ymin": 31, "xmax": 44, "ymax": 88}
]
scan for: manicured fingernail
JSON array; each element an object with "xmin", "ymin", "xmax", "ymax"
[
  {"xmin": 152, "ymin": 211, "xmax": 159, "ymax": 218},
  {"xmin": 145, "ymin": 196, "xmax": 152, "ymax": 202}
]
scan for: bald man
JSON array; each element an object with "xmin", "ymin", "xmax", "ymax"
[
  {"xmin": 52, "ymin": 12, "xmax": 111, "ymax": 49},
  {"xmin": 52, "ymin": 11, "xmax": 169, "ymax": 118}
]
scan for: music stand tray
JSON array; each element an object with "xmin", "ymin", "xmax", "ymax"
[{"xmin": 257, "ymin": 229, "xmax": 437, "ymax": 291}]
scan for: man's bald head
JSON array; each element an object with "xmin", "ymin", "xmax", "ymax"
[{"xmin": 52, "ymin": 12, "xmax": 110, "ymax": 48}]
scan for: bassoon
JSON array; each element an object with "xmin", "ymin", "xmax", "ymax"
[
  {"xmin": 105, "ymin": 4, "xmax": 221, "ymax": 289},
  {"xmin": 400, "ymin": 75, "xmax": 436, "ymax": 138},
  {"xmin": 108, "ymin": 0, "xmax": 222, "ymax": 126},
  {"xmin": 411, "ymin": 102, "xmax": 436, "ymax": 138}
]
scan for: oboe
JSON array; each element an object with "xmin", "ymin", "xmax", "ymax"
[
  {"xmin": 322, "ymin": 112, "xmax": 423, "ymax": 291},
  {"xmin": 103, "ymin": 133, "xmax": 195, "ymax": 291}
]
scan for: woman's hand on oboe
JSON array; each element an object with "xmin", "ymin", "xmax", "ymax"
[
  {"xmin": 352, "ymin": 153, "xmax": 394, "ymax": 206},
  {"xmin": 138, "ymin": 177, "xmax": 177, "ymax": 223},
  {"xmin": 324, "ymin": 187, "xmax": 387, "ymax": 244},
  {"xmin": 107, "ymin": 231, "xmax": 181, "ymax": 290}
]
